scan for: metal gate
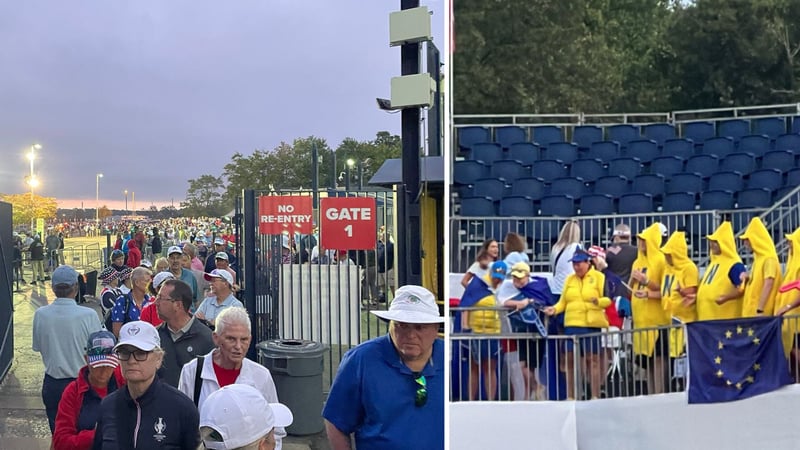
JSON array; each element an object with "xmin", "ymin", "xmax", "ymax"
[
  {"xmin": 237, "ymin": 189, "xmax": 397, "ymax": 389},
  {"xmin": 0, "ymin": 202, "xmax": 14, "ymax": 383}
]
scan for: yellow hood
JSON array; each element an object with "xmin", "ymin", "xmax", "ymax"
[
  {"xmin": 661, "ymin": 231, "xmax": 692, "ymax": 271},
  {"xmin": 739, "ymin": 217, "xmax": 777, "ymax": 259},
  {"xmin": 784, "ymin": 227, "xmax": 800, "ymax": 279},
  {"xmin": 707, "ymin": 221, "xmax": 740, "ymax": 262},
  {"xmin": 637, "ymin": 222, "xmax": 665, "ymax": 261}
]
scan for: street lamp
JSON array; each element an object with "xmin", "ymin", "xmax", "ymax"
[
  {"xmin": 345, "ymin": 159, "xmax": 355, "ymax": 191},
  {"xmin": 96, "ymin": 173, "xmax": 103, "ymax": 223},
  {"xmin": 124, "ymin": 190, "xmax": 128, "ymax": 216},
  {"xmin": 27, "ymin": 143, "xmax": 41, "ymax": 230}
]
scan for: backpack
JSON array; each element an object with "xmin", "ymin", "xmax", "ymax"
[{"xmin": 104, "ymin": 292, "xmax": 132, "ymax": 331}]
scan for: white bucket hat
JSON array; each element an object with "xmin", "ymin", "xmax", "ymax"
[
  {"xmin": 200, "ymin": 384, "xmax": 293, "ymax": 450},
  {"xmin": 371, "ymin": 285, "xmax": 444, "ymax": 324}
]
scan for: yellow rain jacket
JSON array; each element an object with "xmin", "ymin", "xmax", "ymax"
[
  {"xmin": 696, "ymin": 222, "xmax": 744, "ymax": 320},
  {"xmin": 631, "ymin": 223, "xmax": 670, "ymax": 357},
  {"xmin": 660, "ymin": 232, "xmax": 699, "ymax": 357},
  {"xmin": 740, "ymin": 217, "xmax": 782, "ymax": 317},
  {"xmin": 776, "ymin": 227, "xmax": 800, "ymax": 358},
  {"xmin": 552, "ymin": 268, "xmax": 611, "ymax": 328}
]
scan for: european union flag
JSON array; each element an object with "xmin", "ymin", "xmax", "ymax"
[{"xmin": 687, "ymin": 316, "xmax": 792, "ymax": 404}]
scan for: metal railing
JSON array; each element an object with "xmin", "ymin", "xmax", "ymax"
[{"xmin": 451, "ymin": 307, "xmax": 800, "ymax": 402}]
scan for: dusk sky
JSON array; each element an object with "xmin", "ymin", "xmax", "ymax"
[{"xmin": 0, "ymin": 1, "xmax": 444, "ymax": 210}]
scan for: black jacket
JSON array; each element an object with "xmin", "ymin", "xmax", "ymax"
[
  {"xmin": 92, "ymin": 377, "xmax": 199, "ymax": 450},
  {"xmin": 156, "ymin": 318, "xmax": 214, "ymax": 387}
]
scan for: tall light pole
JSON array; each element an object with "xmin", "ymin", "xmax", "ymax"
[
  {"xmin": 124, "ymin": 190, "xmax": 128, "ymax": 216},
  {"xmin": 345, "ymin": 158, "xmax": 355, "ymax": 191},
  {"xmin": 132, "ymin": 191, "xmax": 135, "ymax": 216},
  {"xmin": 96, "ymin": 173, "xmax": 103, "ymax": 223},
  {"xmin": 27, "ymin": 144, "xmax": 42, "ymax": 231}
]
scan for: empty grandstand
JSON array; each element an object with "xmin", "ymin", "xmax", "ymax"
[{"xmin": 451, "ymin": 103, "xmax": 800, "ymax": 273}]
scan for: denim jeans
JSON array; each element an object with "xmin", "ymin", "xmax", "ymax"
[{"xmin": 42, "ymin": 374, "xmax": 75, "ymax": 434}]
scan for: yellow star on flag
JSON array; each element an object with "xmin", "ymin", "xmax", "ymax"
[
  {"xmin": 747, "ymin": 328, "xmax": 754, "ymax": 337},
  {"xmin": 753, "ymin": 337, "xmax": 761, "ymax": 345},
  {"xmin": 737, "ymin": 325, "xmax": 743, "ymax": 334},
  {"xmin": 754, "ymin": 363, "xmax": 761, "ymax": 371},
  {"xmin": 716, "ymin": 370, "xmax": 724, "ymax": 378},
  {"xmin": 718, "ymin": 341, "xmax": 724, "ymax": 350},
  {"xmin": 725, "ymin": 330, "xmax": 733, "ymax": 338},
  {"xmin": 726, "ymin": 380, "xmax": 732, "ymax": 386},
  {"xmin": 736, "ymin": 382, "xmax": 742, "ymax": 390},
  {"xmin": 746, "ymin": 376, "xmax": 755, "ymax": 383},
  {"xmin": 714, "ymin": 356, "xmax": 722, "ymax": 364}
]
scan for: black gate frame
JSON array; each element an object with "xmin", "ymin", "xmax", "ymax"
[{"xmin": 0, "ymin": 202, "xmax": 15, "ymax": 382}]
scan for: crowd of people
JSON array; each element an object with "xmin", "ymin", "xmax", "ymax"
[{"xmin": 456, "ymin": 216, "xmax": 800, "ymax": 401}]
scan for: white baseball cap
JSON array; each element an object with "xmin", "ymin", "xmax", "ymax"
[
  {"xmin": 167, "ymin": 246, "xmax": 183, "ymax": 256},
  {"xmin": 371, "ymin": 285, "xmax": 444, "ymax": 324},
  {"xmin": 152, "ymin": 271, "xmax": 175, "ymax": 290},
  {"xmin": 113, "ymin": 321, "xmax": 161, "ymax": 352},
  {"xmin": 204, "ymin": 269, "xmax": 234, "ymax": 286},
  {"xmin": 200, "ymin": 384, "xmax": 293, "ymax": 450}
]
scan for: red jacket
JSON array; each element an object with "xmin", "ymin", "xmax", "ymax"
[
  {"xmin": 53, "ymin": 366, "xmax": 125, "ymax": 450},
  {"xmin": 126, "ymin": 240, "xmax": 142, "ymax": 269}
]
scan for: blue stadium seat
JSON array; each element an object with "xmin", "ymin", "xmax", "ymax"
[
  {"xmin": 663, "ymin": 138, "xmax": 695, "ymax": 160},
  {"xmin": 718, "ymin": 119, "xmax": 750, "ymax": 142},
  {"xmin": 746, "ymin": 168, "xmax": 783, "ymax": 191},
  {"xmin": 539, "ymin": 194, "xmax": 576, "ymax": 217},
  {"xmin": 666, "ymin": 173, "xmax": 704, "ymax": 195},
  {"xmin": 573, "ymin": 125, "xmax": 603, "ymax": 150},
  {"xmin": 532, "ymin": 125, "xmax": 565, "ymax": 148},
  {"xmin": 570, "ymin": 158, "xmax": 606, "ymax": 182},
  {"xmin": 775, "ymin": 133, "xmax": 800, "ymax": 153},
  {"xmin": 708, "ymin": 171, "xmax": 744, "ymax": 193},
  {"xmin": 618, "ymin": 193, "xmax": 654, "ymax": 214},
  {"xmin": 625, "ymin": 139, "xmax": 660, "ymax": 163},
  {"xmin": 738, "ymin": 135, "xmax": 771, "ymax": 158},
  {"xmin": 453, "ymin": 160, "xmax": 489, "ymax": 185},
  {"xmin": 737, "ymin": 188, "xmax": 772, "ymax": 209},
  {"xmin": 649, "ymin": 155, "xmax": 684, "ymax": 177},
  {"xmin": 719, "ymin": 152, "xmax": 757, "ymax": 175},
  {"xmin": 683, "ymin": 121, "xmax": 715, "ymax": 144},
  {"xmin": 491, "ymin": 160, "xmax": 529, "ymax": 183},
  {"xmin": 579, "ymin": 217, "xmax": 613, "ymax": 242},
  {"xmin": 788, "ymin": 167, "xmax": 800, "ymax": 186},
  {"xmin": 508, "ymin": 142, "xmax": 541, "ymax": 166},
  {"xmin": 701, "ymin": 137, "xmax": 735, "ymax": 158},
  {"xmin": 607, "ymin": 157, "xmax": 642, "ymax": 180},
  {"xmin": 578, "ymin": 194, "xmax": 615, "ymax": 216},
  {"xmin": 511, "ymin": 177, "xmax": 546, "ymax": 200},
  {"xmin": 531, "ymin": 160, "xmax": 568, "ymax": 182},
  {"xmin": 545, "ymin": 142, "xmax": 580, "ymax": 164},
  {"xmin": 458, "ymin": 126, "xmax": 491, "ymax": 153},
  {"xmin": 471, "ymin": 178, "xmax": 506, "ymax": 202},
  {"xmin": 631, "ymin": 174, "xmax": 666, "ymax": 201},
  {"xmin": 469, "ymin": 143, "xmax": 503, "ymax": 165},
  {"xmin": 685, "ymin": 154, "xmax": 720, "ymax": 179},
  {"xmin": 760, "ymin": 150, "xmax": 795, "ymax": 172},
  {"xmin": 499, "ymin": 196, "xmax": 536, "ymax": 216},
  {"xmin": 494, "ymin": 126, "xmax": 528, "ymax": 149},
  {"xmin": 793, "ymin": 117, "xmax": 800, "ymax": 134},
  {"xmin": 594, "ymin": 175, "xmax": 630, "ymax": 197},
  {"xmin": 661, "ymin": 192, "xmax": 696, "ymax": 212},
  {"xmin": 699, "ymin": 190, "xmax": 735, "ymax": 210},
  {"xmin": 607, "ymin": 124, "xmax": 640, "ymax": 148},
  {"xmin": 587, "ymin": 141, "xmax": 621, "ymax": 161},
  {"xmin": 642, "ymin": 123, "xmax": 676, "ymax": 147},
  {"xmin": 753, "ymin": 117, "xmax": 786, "ymax": 140},
  {"xmin": 548, "ymin": 177, "xmax": 586, "ymax": 199},
  {"xmin": 460, "ymin": 197, "xmax": 496, "ymax": 216}
]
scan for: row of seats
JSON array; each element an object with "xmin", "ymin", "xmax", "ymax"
[
  {"xmin": 457, "ymin": 116, "xmax": 800, "ymax": 152},
  {"xmin": 465, "ymin": 134, "xmax": 800, "ymax": 166}
]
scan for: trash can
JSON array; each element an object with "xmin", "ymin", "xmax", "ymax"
[{"xmin": 258, "ymin": 339, "xmax": 328, "ymax": 435}]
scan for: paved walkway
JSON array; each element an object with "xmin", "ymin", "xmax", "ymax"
[{"xmin": 0, "ymin": 277, "xmax": 328, "ymax": 450}]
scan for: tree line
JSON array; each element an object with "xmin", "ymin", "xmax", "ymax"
[
  {"xmin": 453, "ymin": 0, "xmax": 800, "ymax": 114},
  {"xmin": 181, "ymin": 132, "xmax": 401, "ymax": 217}
]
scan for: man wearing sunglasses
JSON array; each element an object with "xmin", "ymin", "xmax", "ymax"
[
  {"xmin": 323, "ymin": 285, "xmax": 445, "ymax": 450},
  {"xmin": 92, "ymin": 321, "xmax": 200, "ymax": 449}
]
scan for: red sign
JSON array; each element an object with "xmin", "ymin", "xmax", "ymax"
[
  {"xmin": 258, "ymin": 196, "xmax": 313, "ymax": 235},
  {"xmin": 320, "ymin": 197, "xmax": 376, "ymax": 250}
]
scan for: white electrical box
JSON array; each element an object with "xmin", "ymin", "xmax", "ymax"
[
  {"xmin": 389, "ymin": 6, "xmax": 432, "ymax": 47},
  {"xmin": 390, "ymin": 73, "xmax": 435, "ymax": 108}
]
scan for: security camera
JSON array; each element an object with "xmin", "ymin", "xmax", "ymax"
[{"xmin": 376, "ymin": 97, "xmax": 400, "ymax": 111}]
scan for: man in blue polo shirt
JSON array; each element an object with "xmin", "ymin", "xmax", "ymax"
[
  {"xmin": 323, "ymin": 285, "xmax": 444, "ymax": 450},
  {"xmin": 194, "ymin": 269, "xmax": 243, "ymax": 328},
  {"xmin": 32, "ymin": 265, "xmax": 103, "ymax": 434}
]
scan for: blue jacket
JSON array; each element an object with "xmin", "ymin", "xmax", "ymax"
[{"xmin": 92, "ymin": 377, "xmax": 199, "ymax": 449}]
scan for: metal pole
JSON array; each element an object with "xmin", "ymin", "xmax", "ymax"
[
  {"xmin": 311, "ymin": 143, "xmax": 319, "ymax": 209},
  {"xmin": 358, "ymin": 161, "xmax": 364, "ymax": 190},
  {"xmin": 345, "ymin": 164, "xmax": 351, "ymax": 191},
  {"xmin": 124, "ymin": 190, "xmax": 128, "ymax": 215},
  {"xmin": 331, "ymin": 151, "xmax": 338, "ymax": 189}
]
